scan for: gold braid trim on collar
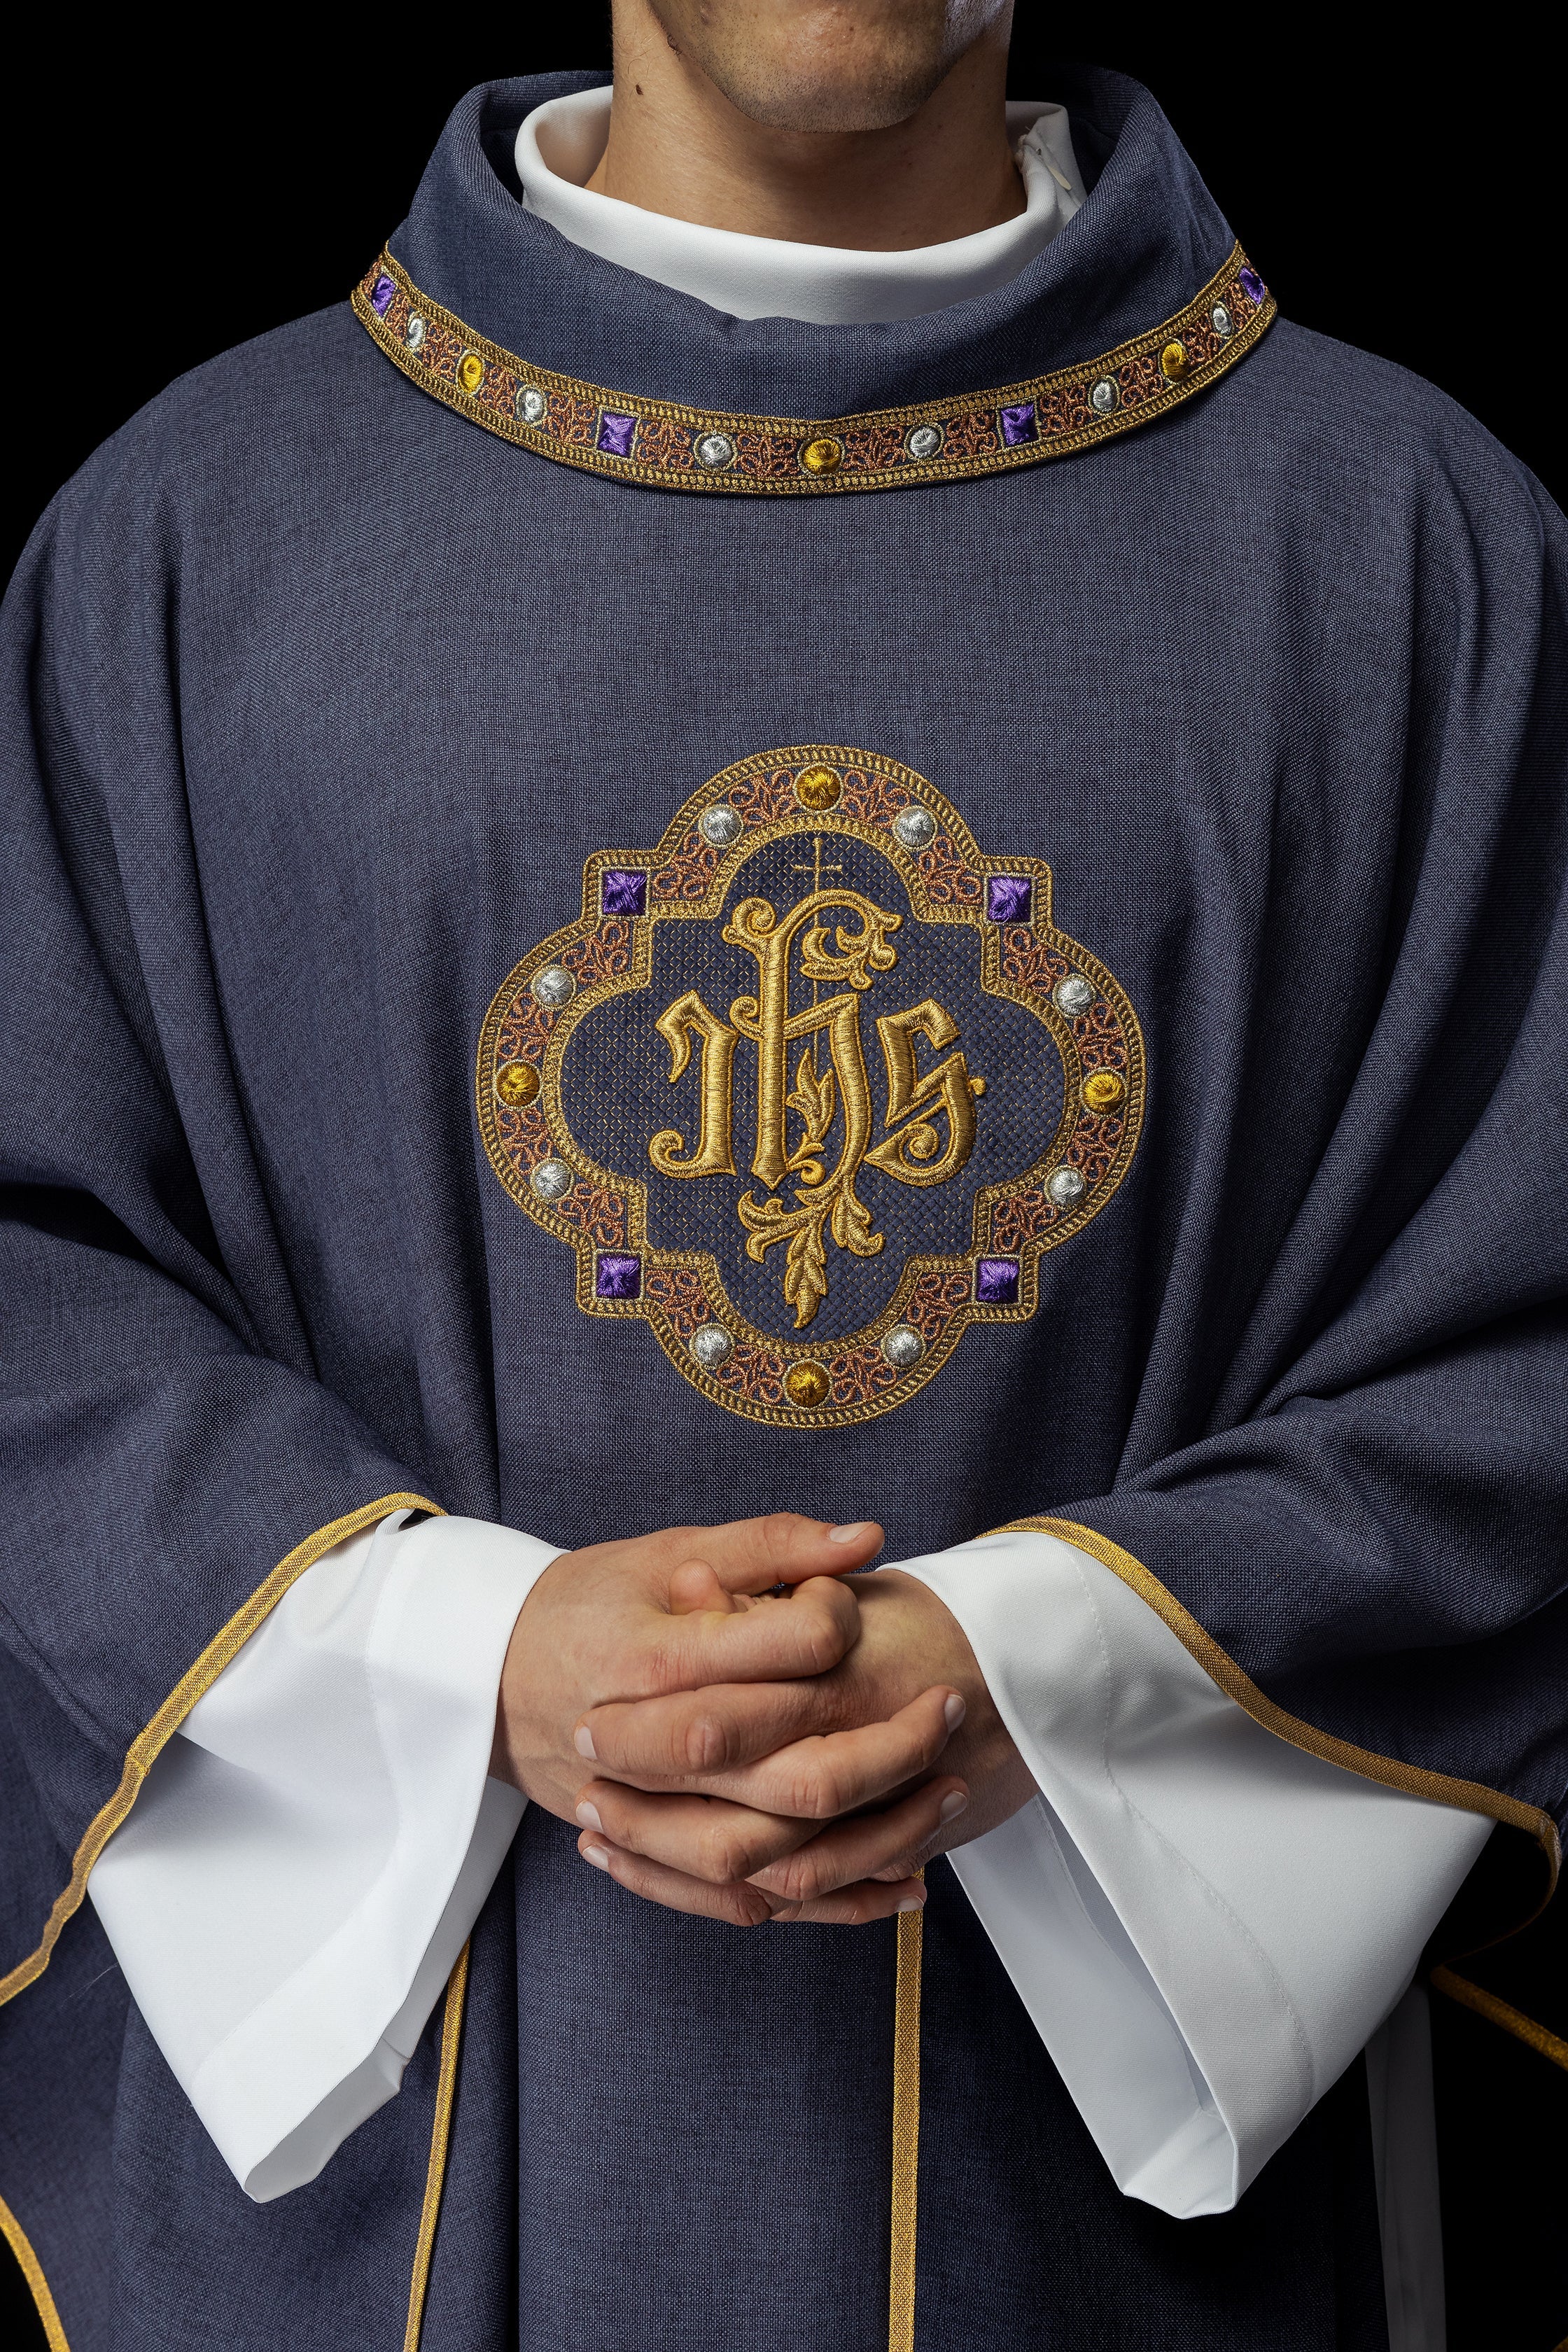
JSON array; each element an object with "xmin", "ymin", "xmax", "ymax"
[{"xmin": 352, "ymin": 241, "xmax": 1275, "ymax": 493}]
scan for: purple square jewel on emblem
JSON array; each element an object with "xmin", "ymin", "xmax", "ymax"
[
  {"xmin": 596, "ymin": 1253, "xmax": 642, "ymax": 1300},
  {"xmin": 975, "ymin": 1258, "xmax": 1020, "ymax": 1306},
  {"xmin": 1238, "ymin": 266, "xmax": 1266, "ymax": 307},
  {"xmin": 601, "ymin": 869, "xmax": 648, "ymax": 916},
  {"xmin": 999, "ymin": 402, "xmax": 1038, "ymax": 447},
  {"xmin": 370, "ymin": 273, "xmax": 396, "ymax": 316},
  {"xmin": 986, "ymin": 874, "xmax": 1032, "ymax": 925},
  {"xmin": 596, "ymin": 411, "xmax": 638, "ymax": 458}
]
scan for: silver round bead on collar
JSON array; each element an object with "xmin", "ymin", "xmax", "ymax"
[
  {"xmin": 1047, "ymin": 1166, "xmax": 1086, "ymax": 1208},
  {"xmin": 905, "ymin": 423, "xmax": 944, "ymax": 462},
  {"xmin": 881, "ymin": 1323, "xmax": 925, "ymax": 1371},
  {"xmin": 531, "ymin": 965, "xmax": 575, "ymax": 1009},
  {"xmin": 530, "ymin": 1158, "xmax": 574, "ymax": 1203},
  {"xmin": 405, "ymin": 315, "xmax": 426, "ymax": 353},
  {"xmin": 1089, "ymin": 377, "xmax": 1119, "ymax": 416},
  {"xmin": 1210, "ymin": 302, "xmax": 1234, "ymax": 340},
  {"xmin": 694, "ymin": 431, "xmax": 736, "ymax": 470},
  {"xmin": 517, "ymin": 385, "xmax": 548, "ymax": 425},
  {"xmin": 699, "ymin": 803, "xmax": 743, "ymax": 848},
  {"xmin": 893, "ymin": 804, "xmax": 937, "ymax": 850},
  {"xmin": 1052, "ymin": 972, "xmax": 1095, "ymax": 1018},
  {"xmin": 689, "ymin": 1323, "xmax": 734, "ymax": 1370}
]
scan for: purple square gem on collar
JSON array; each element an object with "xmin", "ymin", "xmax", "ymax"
[
  {"xmin": 597, "ymin": 410, "xmax": 638, "ymax": 458},
  {"xmin": 596, "ymin": 1253, "xmax": 642, "ymax": 1300},
  {"xmin": 1238, "ymin": 265, "xmax": 1266, "ymax": 307},
  {"xmin": 601, "ymin": 869, "xmax": 647, "ymax": 916},
  {"xmin": 974, "ymin": 1257, "xmax": 1020, "ymax": 1306},
  {"xmin": 999, "ymin": 401, "xmax": 1038, "ymax": 447},
  {"xmin": 370, "ymin": 273, "xmax": 396, "ymax": 316},
  {"xmin": 986, "ymin": 874, "xmax": 1032, "ymax": 925}
]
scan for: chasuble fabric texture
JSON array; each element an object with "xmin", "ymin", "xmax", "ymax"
[{"xmin": 1, "ymin": 59, "xmax": 1566, "ymax": 2351}]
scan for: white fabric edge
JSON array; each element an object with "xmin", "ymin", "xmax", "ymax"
[
  {"xmin": 90, "ymin": 1511, "xmax": 560, "ymax": 2198},
  {"xmin": 898, "ymin": 1528, "xmax": 1490, "ymax": 2221},
  {"xmin": 514, "ymin": 88, "xmax": 1084, "ymax": 323}
]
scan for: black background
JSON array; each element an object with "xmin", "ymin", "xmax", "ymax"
[{"xmin": 2, "ymin": 10, "xmax": 1563, "ymax": 2348}]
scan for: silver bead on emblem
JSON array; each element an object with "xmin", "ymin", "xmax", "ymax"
[
  {"xmin": 1047, "ymin": 1166, "xmax": 1086, "ymax": 1208},
  {"xmin": 1053, "ymin": 972, "xmax": 1095, "ymax": 1018},
  {"xmin": 689, "ymin": 1323, "xmax": 734, "ymax": 1369},
  {"xmin": 530, "ymin": 1158, "xmax": 574, "ymax": 1202},
  {"xmin": 405, "ymin": 315, "xmax": 425, "ymax": 352},
  {"xmin": 699, "ymin": 803, "xmax": 743, "ymax": 847},
  {"xmin": 905, "ymin": 423, "xmax": 944, "ymax": 461},
  {"xmin": 1210, "ymin": 303, "xmax": 1233, "ymax": 339},
  {"xmin": 694, "ymin": 431, "xmax": 736, "ymax": 470},
  {"xmin": 881, "ymin": 1324, "xmax": 924, "ymax": 1370},
  {"xmin": 531, "ymin": 965, "xmax": 575, "ymax": 1009},
  {"xmin": 893, "ymin": 804, "xmax": 937, "ymax": 850},
  {"xmin": 517, "ymin": 385, "xmax": 548, "ymax": 425},
  {"xmin": 1089, "ymin": 377, "xmax": 1119, "ymax": 416}
]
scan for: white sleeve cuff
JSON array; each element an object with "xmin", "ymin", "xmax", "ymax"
[
  {"xmin": 897, "ymin": 1526, "xmax": 1490, "ymax": 2218},
  {"xmin": 88, "ymin": 1508, "xmax": 561, "ymax": 2200}
]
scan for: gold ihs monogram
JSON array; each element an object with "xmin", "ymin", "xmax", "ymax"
[{"xmin": 650, "ymin": 845, "xmax": 986, "ymax": 1327}]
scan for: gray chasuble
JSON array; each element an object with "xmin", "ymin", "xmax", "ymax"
[{"xmin": 2, "ymin": 62, "xmax": 1567, "ymax": 2352}]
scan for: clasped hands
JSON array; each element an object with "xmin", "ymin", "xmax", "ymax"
[{"xmin": 491, "ymin": 1513, "xmax": 1036, "ymax": 1925}]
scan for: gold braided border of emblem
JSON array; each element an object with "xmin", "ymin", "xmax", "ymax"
[
  {"xmin": 476, "ymin": 750, "xmax": 1144, "ymax": 1430},
  {"xmin": 354, "ymin": 245, "xmax": 1274, "ymax": 495}
]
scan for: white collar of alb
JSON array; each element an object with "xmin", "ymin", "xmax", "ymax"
[{"xmin": 514, "ymin": 88, "xmax": 1084, "ymax": 326}]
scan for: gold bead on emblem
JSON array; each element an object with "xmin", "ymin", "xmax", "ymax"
[
  {"xmin": 795, "ymin": 765, "xmax": 842, "ymax": 810},
  {"xmin": 801, "ymin": 436, "xmax": 843, "ymax": 475},
  {"xmin": 459, "ymin": 351, "xmax": 485, "ymax": 393},
  {"xmin": 495, "ymin": 1060, "xmax": 540, "ymax": 1107},
  {"xmin": 785, "ymin": 1361, "xmax": 831, "ymax": 1408},
  {"xmin": 1159, "ymin": 340, "xmax": 1189, "ymax": 383},
  {"xmin": 1082, "ymin": 1070, "xmax": 1126, "ymax": 1112}
]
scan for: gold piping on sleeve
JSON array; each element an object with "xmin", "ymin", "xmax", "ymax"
[
  {"xmin": 0, "ymin": 1492, "xmax": 443, "ymax": 2009},
  {"xmin": 888, "ymin": 1886, "xmax": 923, "ymax": 2352},
  {"xmin": 995, "ymin": 1519, "xmax": 1562, "ymax": 1885},
  {"xmin": 402, "ymin": 1941, "xmax": 470, "ymax": 2352},
  {"xmin": 1429, "ymin": 1966, "xmax": 1568, "ymax": 2072},
  {"xmin": 0, "ymin": 2191, "xmax": 71, "ymax": 2351}
]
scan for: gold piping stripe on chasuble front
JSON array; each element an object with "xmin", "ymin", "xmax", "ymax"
[
  {"xmin": 0, "ymin": 1493, "xmax": 442, "ymax": 2010},
  {"xmin": 1004, "ymin": 1519, "xmax": 1562, "ymax": 1883},
  {"xmin": 888, "ymin": 1893, "xmax": 925, "ymax": 2352},
  {"xmin": 403, "ymin": 1942, "xmax": 470, "ymax": 2352},
  {"xmin": 352, "ymin": 243, "xmax": 1276, "ymax": 493},
  {"xmin": 0, "ymin": 2193, "xmax": 71, "ymax": 2351}
]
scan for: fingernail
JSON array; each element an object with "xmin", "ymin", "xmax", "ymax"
[
  {"xmin": 580, "ymin": 1842, "xmax": 611, "ymax": 1871},
  {"xmin": 939, "ymin": 1790, "xmax": 968, "ymax": 1823},
  {"xmin": 575, "ymin": 1800, "xmax": 603, "ymax": 1832},
  {"xmin": 896, "ymin": 1893, "xmax": 926, "ymax": 1912},
  {"xmin": 943, "ymin": 1694, "xmax": 967, "ymax": 1732},
  {"xmin": 828, "ymin": 1521, "xmax": 869, "ymax": 1544},
  {"xmin": 574, "ymin": 1725, "xmax": 597, "ymax": 1759}
]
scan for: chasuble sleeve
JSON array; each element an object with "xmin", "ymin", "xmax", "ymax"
[{"xmin": 0, "ymin": 444, "xmax": 451, "ymax": 2005}]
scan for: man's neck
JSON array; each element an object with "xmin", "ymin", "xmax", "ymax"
[{"xmin": 584, "ymin": 8, "xmax": 1022, "ymax": 251}]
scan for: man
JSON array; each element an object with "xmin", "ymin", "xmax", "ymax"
[{"xmin": 1, "ymin": 3, "xmax": 1564, "ymax": 2347}]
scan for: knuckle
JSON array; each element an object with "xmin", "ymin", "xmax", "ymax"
[{"xmin": 678, "ymin": 1711, "xmax": 727, "ymax": 1772}]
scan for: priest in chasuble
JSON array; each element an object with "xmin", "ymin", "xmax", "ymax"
[{"xmin": 2, "ymin": 3, "xmax": 1565, "ymax": 2347}]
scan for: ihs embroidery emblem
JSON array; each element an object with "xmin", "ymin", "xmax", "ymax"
[{"xmin": 477, "ymin": 748, "xmax": 1144, "ymax": 1427}]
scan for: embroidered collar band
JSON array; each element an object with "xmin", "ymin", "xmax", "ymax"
[{"xmin": 356, "ymin": 67, "xmax": 1275, "ymax": 496}]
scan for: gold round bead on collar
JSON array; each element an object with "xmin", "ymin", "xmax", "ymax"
[
  {"xmin": 784, "ymin": 1361, "xmax": 831, "ymax": 1408},
  {"xmin": 495, "ymin": 1060, "xmax": 540, "ymax": 1107},
  {"xmin": 1082, "ymin": 1069, "xmax": 1126, "ymax": 1113},
  {"xmin": 801, "ymin": 436, "xmax": 843, "ymax": 475},
  {"xmin": 458, "ymin": 351, "xmax": 485, "ymax": 394},
  {"xmin": 1159, "ymin": 340, "xmax": 1189, "ymax": 383},
  {"xmin": 795, "ymin": 765, "xmax": 841, "ymax": 810}
]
